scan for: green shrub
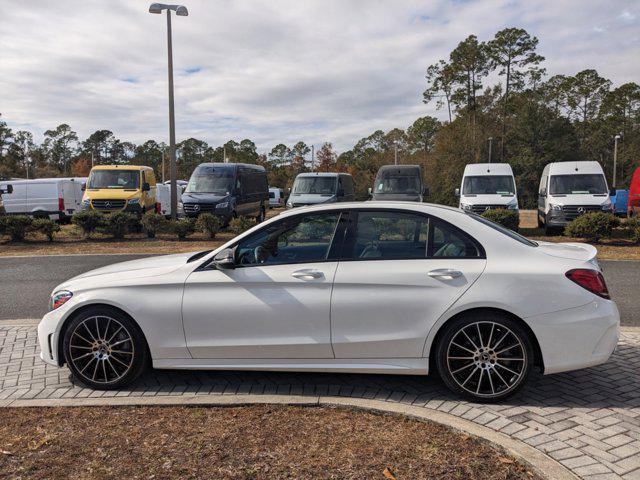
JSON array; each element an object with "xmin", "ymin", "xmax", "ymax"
[
  {"xmin": 229, "ymin": 216, "xmax": 256, "ymax": 235},
  {"xmin": 0, "ymin": 216, "xmax": 6, "ymax": 237},
  {"xmin": 624, "ymin": 217, "xmax": 640, "ymax": 243},
  {"xmin": 4, "ymin": 215, "xmax": 33, "ymax": 242},
  {"xmin": 31, "ymin": 218, "xmax": 60, "ymax": 242},
  {"xmin": 565, "ymin": 212, "xmax": 620, "ymax": 242},
  {"xmin": 102, "ymin": 212, "xmax": 140, "ymax": 239},
  {"xmin": 72, "ymin": 210, "xmax": 105, "ymax": 238},
  {"xmin": 141, "ymin": 213, "xmax": 168, "ymax": 238},
  {"xmin": 195, "ymin": 213, "xmax": 221, "ymax": 239},
  {"xmin": 172, "ymin": 218, "xmax": 196, "ymax": 240},
  {"xmin": 481, "ymin": 208, "xmax": 520, "ymax": 231}
]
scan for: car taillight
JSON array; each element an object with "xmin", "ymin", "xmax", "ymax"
[
  {"xmin": 565, "ymin": 269, "xmax": 610, "ymax": 299},
  {"xmin": 156, "ymin": 202, "xmax": 161, "ymax": 214},
  {"xmin": 58, "ymin": 197, "xmax": 65, "ymax": 211}
]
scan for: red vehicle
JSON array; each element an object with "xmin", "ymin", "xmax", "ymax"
[{"xmin": 630, "ymin": 167, "xmax": 640, "ymax": 217}]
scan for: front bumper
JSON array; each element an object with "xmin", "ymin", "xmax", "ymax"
[
  {"xmin": 526, "ymin": 299, "xmax": 620, "ymax": 375},
  {"xmin": 37, "ymin": 305, "xmax": 71, "ymax": 367}
]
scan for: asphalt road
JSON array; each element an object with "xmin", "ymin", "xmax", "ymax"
[{"xmin": 0, "ymin": 255, "xmax": 637, "ymax": 326}]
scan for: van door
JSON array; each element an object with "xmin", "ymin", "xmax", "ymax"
[
  {"xmin": 538, "ymin": 168, "xmax": 549, "ymax": 222},
  {"xmin": 27, "ymin": 182, "xmax": 57, "ymax": 218}
]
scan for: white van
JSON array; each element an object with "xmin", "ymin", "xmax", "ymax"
[
  {"xmin": 0, "ymin": 177, "xmax": 86, "ymax": 222},
  {"xmin": 268, "ymin": 187, "xmax": 284, "ymax": 208},
  {"xmin": 156, "ymin": 182, "xmax": 187, "ymax": 217},
  {"xmin": 538, "ymin": 161, "xmax": 612, "ymax": 233},
  {"xmin": 456, "ymin": 163, "xmax": 518, "ymax": 214},
  {"xmin": 286, "ymin": 172, "xmax": 355, "ymax": 208}
]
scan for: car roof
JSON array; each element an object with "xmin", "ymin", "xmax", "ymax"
[
  {"xmin": 547, "ymin": 161, "xmax": 604, "ymax": 175},
  {"xmin": 463, "ymin": 163, "xmax": 513, "ymax": 176},
  {"xmin": 275, "ymin": 201, "xmax": 462, "ymax": 218}
]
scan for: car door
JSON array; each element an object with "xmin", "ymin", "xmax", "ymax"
[
  {"xmin": 182, "ymin": 210, "xmax": 347, "ymax": 359},
  {"xmin": 330, "ymin": 209, "xmax": 486, "ymax": 359}
]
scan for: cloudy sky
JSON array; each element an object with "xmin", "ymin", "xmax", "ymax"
[{"xmin": 1, "ymin": 0, "xmax": 638, "ymax": 153}]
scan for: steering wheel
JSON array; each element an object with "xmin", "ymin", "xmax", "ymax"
[{"xmin": 254, "ymin": 245, "xmax": 269, "ymax": 264}]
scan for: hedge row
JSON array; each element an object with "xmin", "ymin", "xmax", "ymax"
[
  {"xmin": 564, "ymin": 212, "xmax": 640, "ymax": 243},
  {"xmin": 0, "ymin": 211, "xmax": 258, "ymax": 243}
]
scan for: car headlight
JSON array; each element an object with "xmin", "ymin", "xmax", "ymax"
[
  {"xmin": 549, "ymin": 203, "xmax": 563, "ymax": 211},
  {"xmin": 50, "ymin": 290, "xmax": 73, "ymax": 311},
  {"xmin": 460, "ymin": 203, "xmax": 473, "ymax": 211},
  {"xmin": 177, "ymin": 202, "xmax": 184, "ymax": 213},
  {"xmin": 216, "ymin": 202, "xmax": 229, "ymax": 210},
  {"xmin": 601, "ymin": 202, "xmax": 613, "ymax": 211},
  {"xmin": 82, "ymin": 199, "xmax": 90, "ymax": 206},
  {"xmin": 507, "ymin": 202, "xmax": 518, "ymax": 210},
  {"xmin": 128, "ymin": 198, "xmax": 139, "ymax": 205}
]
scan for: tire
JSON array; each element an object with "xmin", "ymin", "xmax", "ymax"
[
  {"xmin": 62, "ymin": 306, "xmax": 149, "ymax": 390},
  {"xmin": 544, "ymin": 223, "xmax": 554, "ymax": 236},
  {"xmin": 434, "ymin": 312, "xmax": 534, "ymax": 402}
]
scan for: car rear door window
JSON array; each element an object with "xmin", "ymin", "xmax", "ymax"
[
  {"xmin": 346, "ymin": 210, "xmax": 482, "ymax": 260},
  {"xmin": 235, "ymin": 212, "xmax": 343, "ymax": 266}
]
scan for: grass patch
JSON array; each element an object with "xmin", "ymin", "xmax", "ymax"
[{"xmin": 0, "ymin": 405, "xmax": 539, "ymax": 479}]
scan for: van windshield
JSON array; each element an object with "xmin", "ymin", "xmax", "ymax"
[
  {"xmin": 549, "ymin": 174, "xmax": 607, "ymax": 195},
  {"xmin": 374, "ymin": 175, "xmax": 421, "ymax": 194},
  {"xmin": 88, "ymin": 170, "xmax": 140, "ymax": 189},
  {"xmin": 293, "ymin": 177, "xmax": 336, "ymax": 195},
  {"xmin": 186, "ymin": 166, "xmax": 234, "ymax": 194},
  {"xmin": 463, "ymin": 176, "xmax": 515, "ymax": 195}
]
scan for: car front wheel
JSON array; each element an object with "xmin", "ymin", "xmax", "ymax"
[
  {"xmin": 435, "ymin": 313, "xmax": 533, "ymax": 402},
  {"xmin": 62, "ymin": 307, "xmax": 148, "ymax": 390}
]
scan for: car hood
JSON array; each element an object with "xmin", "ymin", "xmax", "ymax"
[
  {"xmin": 181, "ymin": 192, "xmax": 229, "ymax": 204},
  {"xmin": 290, "ymin": 194, "xmax": 336, "ymax": 204},
  {"xmin": 547, "ymin": 194, "xmax": 609, "ymax": 206},
  {"xmin": 461, "ymin": 194, "xmax": 517, "ymax": 206},
  {"xmin": 536, "ymin": 241, "xmax": 598, "ymax": 264},
  {"xmin": 63, "ymin": 252, "xmax": 200, "ymax": 286}
]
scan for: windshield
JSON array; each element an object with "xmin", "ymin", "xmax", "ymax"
[
  {"xmin": 185, "ymin": 166, "xmax": 234, "ymax": 194},
  {"xmin": 88, "ymin": 170, "xmax": 140, "ymax": 189},
  {"xmin": 549, "ymin": 174, "xmax": 607, "ymax": 195},
  {"xmin": 463, "ymin": 175, "xmax": 515, "ymax": 195},
  {"xmin": 374, "ymin": 175, "xmax": 421, "ymax": 194},
  {"xmin": 293, "ymin": 177, "xmax": 337, "ymax": 195},
  {"xmin": 466, "ymin": 212, "xmax": 538, "ymax": 247}
]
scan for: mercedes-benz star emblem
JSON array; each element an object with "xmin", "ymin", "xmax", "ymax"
[
  {"xmin": 193, "ymin": 204, "xmax": 200, "ymax": 211},
  {"xmin": 577, "ymin": 207, "xmax": 585, "ymax": 214},
  {"xmin": 105, "ymin": 201, "xmax": 111, "ymax": 208}
]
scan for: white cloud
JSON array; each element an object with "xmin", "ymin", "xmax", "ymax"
[{"xmin": 0, "ymin": 0, "xmax": 638, "ymax": 152}]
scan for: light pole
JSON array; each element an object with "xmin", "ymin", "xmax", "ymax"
[
  {"xmin": 613, "ymin": 134, "xmax": 621, "ymax": 189},
  {"xmin": 487, "ymin": 137, "xmax": 493, "ymax": 163},
  {"xmin": 149, "ymin": 3, "xmax": 188, "ymax": 219}
]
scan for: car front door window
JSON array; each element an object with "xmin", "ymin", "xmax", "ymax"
[{"xmin": 235, "ymin": 212, "xmax": 341, "ymax": 266}]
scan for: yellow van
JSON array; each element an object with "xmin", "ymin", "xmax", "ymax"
[{"xmin": 82, "ymin": 165, "xmax": 157, "ymax": 214}]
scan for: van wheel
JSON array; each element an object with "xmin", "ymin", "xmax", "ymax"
[
  {"xmin": 63, "ymin": 306, "xmax": 149, "ymax": 390},
  {"xmin": 256, "ymin": 207, "xmax": 266, "ymax": 223},
  {"xmin": 434, "ymin": 313, "xmax": 533, "ymax": 402}
]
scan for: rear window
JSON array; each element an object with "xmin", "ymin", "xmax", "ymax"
[{"xmin": 466, "ymin": 212, "xmax": 538, "ymax": 247}]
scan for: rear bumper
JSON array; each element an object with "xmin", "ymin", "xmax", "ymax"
[{"xmin": 526, "ymin": 299, "xmax": 619, "ymax": 375}]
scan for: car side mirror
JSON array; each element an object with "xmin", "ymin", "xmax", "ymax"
[
  {"xmin": 5, "ymin": 184, "xmax": 13, "ymax": 194},
  {"xmin": 454, "ymin": 188, "xmax": 460, "ymax": 197},
  {"xmin": 212, "ymin": 248, "xmax": 235, "ymax": 270},
  {"xmin": 367, "ymin": 187, "xmax": 372, "ymax": 196},
  {"xmin": 142, "ymin": 182, "xmax": 151, "ymax": 192},
  {"xmin": 81, "ymin": 182, "xmax": 86, "ymax": 191}
]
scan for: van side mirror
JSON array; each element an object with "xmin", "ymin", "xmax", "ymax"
[
  {"xmin": 540, "ymin": 188, "xmax": 546, "ymax": 197},
  {"xmin": 5, "ymin": 184, "xmax": 13, "ymax": 194},
  {"xmin": 142, "ymin": 182, "xmax": 151, "ymax": 192},
  {"xmin": 609, "ymin": 188, "xmax": 617, "ymax": 197},
  {"xmin": 454, "ymin": 188, "xmax": 460, "ymax": 197},
  {"xmin": 212, "ymin": 248, "xmax": 235, "ymax": 269},
  {"xmin": 423, "ymin": 186, "xmax": 429, "ymax": 197},
  {"xmin": 81, "ymin": 182, "xmax": 86, "ymax": 191},
  {"xmin": 367, "ymin": 187, "xmax": 372, "ymax": 196}
]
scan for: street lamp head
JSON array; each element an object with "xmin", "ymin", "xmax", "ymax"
[
  {"xmin": 149, "ymin": 3, "xmax": 189, "ymax": 16},
  {"xmin": 615, "ymin": 134, "xmax": 621, "ymax": 140}
]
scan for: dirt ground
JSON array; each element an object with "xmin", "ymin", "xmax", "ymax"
[
  {"xmin": 1, "ymin": 208, "xmax": 638, "ymax": 260},
  {"xmin": 0, "ymin": 405, "xmax": 539, "ymax": 480}
]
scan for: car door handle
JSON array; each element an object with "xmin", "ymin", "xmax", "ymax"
[
  {"xmin": 428, "ymin": 269, "xmax": 463, "ymax": 279},
  {"xmin": 291, "ymin": 269, "xmax": 324, "ymax": 280}
]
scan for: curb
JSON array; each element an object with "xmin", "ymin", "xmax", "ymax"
[{"xmin": 3, "ymin": 394, "xmax": 578, "ymax": 480}]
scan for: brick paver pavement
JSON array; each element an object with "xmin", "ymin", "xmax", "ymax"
[{"xmin": 1, "ymin": 325, "xmax": 639, "ymax": 479}]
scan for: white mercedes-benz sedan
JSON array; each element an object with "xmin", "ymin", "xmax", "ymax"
[{"xmin": 38, "ymin": 202, "xmax": 619, "ymax": 402}]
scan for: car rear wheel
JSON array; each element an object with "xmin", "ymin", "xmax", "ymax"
[
  {"xmin": 63, "ymin": 307, "xmax": 148, "ymax": 390},
  {"xmin": 435, "ymin": 313, "xmax": 533, "ymax": 402}
]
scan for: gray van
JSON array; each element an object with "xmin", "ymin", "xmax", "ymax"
[
  {"xmin": 180, "ymin": 163, "xmax": 269, "ymax": 223},
  {"xmin": 369, "ymin": 165, "xmax": 425, "ymax": 202},
  {"xmin": 286, "ymin": 172, "xmax": 355, "ymax": 208}
]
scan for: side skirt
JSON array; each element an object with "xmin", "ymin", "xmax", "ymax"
[{"xmin": 153, "ymin": 357, "xmax": 429, "ymax": 376}]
